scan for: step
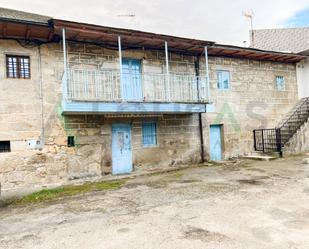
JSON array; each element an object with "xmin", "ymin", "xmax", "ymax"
[
  {"xmin": 242, "ymin": 152, "xmax": 279, "ymax": 161},
  {"xmin": 241, "ymin": 154, "xmax": 278, "ymax": 161}
]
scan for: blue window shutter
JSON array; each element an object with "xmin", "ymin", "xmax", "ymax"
[{"xmin": 142, "ymin": 122, "xmax": 157, "ymax": 146}]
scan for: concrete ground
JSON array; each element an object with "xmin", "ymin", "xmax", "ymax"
[{"xmin": 0, "ymin": 156, "xmax": 309, "ymax": 249}]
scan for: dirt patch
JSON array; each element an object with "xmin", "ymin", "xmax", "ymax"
[
  {"xmin": 183, "ymin": 226, "xmax": 229, "ymax": 242},
  {"xmin": 237, "ymin": 179, "xmax": 263, "ymax": 185},
  {"xmin": 180, "ymin": 179, "xmax": 202, "ymax": 184},
  {"xmin": 237, "ymin": 175, "xmax": 269, "ymax": 185},
  {"xmin": 246, "ymin": 168, "xmax": 267, "ymax": 173}
]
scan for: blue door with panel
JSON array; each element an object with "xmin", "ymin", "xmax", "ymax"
[
  {"xmin": 112, "ymin": 123, "xmax": 133, "ymax": 175},
  {"xmin": 210, "ymin": 125, "xmax": 222, "ymax": 161},
  {"xmin": 122, "ymin": 59, "xmax": 143, "ymax": 101}
]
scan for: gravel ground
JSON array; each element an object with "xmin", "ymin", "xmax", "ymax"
[{"xmin": 0, "ymin": 156, "xmax": 309, "ymax": 249}]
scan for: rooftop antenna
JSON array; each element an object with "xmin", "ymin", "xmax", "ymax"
[
  {"xmin": 243, "ymin": 10, "xmax": 254, "ymax": 47},
  {"xmin": 117, "ymin": 14, "xmax": 137, "ymax": 29}
]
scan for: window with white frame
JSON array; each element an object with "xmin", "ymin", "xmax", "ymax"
[
  {"xmin": 217, "ymin": 70, "xmax": 230, "ymax": 90},
  {"xmin": 276, "ymin": 76, "xmax": 285, "ymax": 90}
]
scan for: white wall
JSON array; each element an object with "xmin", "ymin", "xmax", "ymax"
[{"xmin": 296, "ymin": 58, "xmax": 309, "ymax": 98}]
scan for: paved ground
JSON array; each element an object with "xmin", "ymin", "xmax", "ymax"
[{"xmin": 1, "ymin": 156, "xmax": 309, "ymax": 249}]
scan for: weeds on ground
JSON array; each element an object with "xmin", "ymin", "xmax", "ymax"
[{"xmin": 4, "ymin": 180, "xmax": 126, "ymax": 206}]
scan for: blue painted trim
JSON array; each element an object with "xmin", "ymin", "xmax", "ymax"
[{"xmin": 62, "ymin": 101, "xmax": 206, "ymax": 114}]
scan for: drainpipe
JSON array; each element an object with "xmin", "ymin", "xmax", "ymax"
[
  {"xmin": 38, "ymin": 44, "xmax": 44, "ymax": 148},
  {"xmin": 195, "ymin": 56, "xmax": 205, "ymax": 163}
]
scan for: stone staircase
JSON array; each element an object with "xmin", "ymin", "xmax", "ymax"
[{"xmin": 253, "ymin": 97, "xmax": 309, "ymax": 157}]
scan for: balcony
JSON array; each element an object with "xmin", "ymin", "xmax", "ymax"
[{"xmin": 62, "ymin": 69, "xmax": 209, "ymax": 114}]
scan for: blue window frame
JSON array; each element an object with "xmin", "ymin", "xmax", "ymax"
[
  {"xmin": 276, "ymin": 76, "xmax": 285, "ymax": 90},
  {"xmin": 217, "ymin": 70, "xmax": 230, "ymax": 90},
  {"xmin": 142, "ymin": 122, "xmax": 157, "ymax": 147}
]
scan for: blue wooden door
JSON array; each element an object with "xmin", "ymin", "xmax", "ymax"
[
  {"xmin": 112, "ymin": 123, "xmax": 133, "ymax": 175},
  {"xmin": 210, "ymin": 125, "xmax": 222, "ymax": 161},
  {"xmin": 122, "ymin": 59, "xmax": 143, "ymax": 101}
]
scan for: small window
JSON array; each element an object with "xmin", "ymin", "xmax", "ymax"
[
  {"xmin": 142, "ymin": 122, "xmax": 157, "ymax": 147},
  {"xmin": 0, "ymin": 141, "xmax": 11, "ymax": 153},
  {"xmin": 276, "ymin": 76, "xmax": 285, "ymax": 90},
  {"xmin": 6, "ymin": 55, "xmax": 30, "ymax": 79},
  {"xmin": 217, "ymin": 70, "xmax": 230, "ymax": 89},
  {"xmin": 68, "ymin": 136, "xmax": 75, "ymax": 147}
]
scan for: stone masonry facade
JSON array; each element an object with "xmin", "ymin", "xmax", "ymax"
[{"xmin": 0, "ymin": 39, "xmax": 300, "ymax": 194}]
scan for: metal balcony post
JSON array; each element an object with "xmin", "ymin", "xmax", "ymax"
[
  {"xmin": 165, "ymin": 41, "xmax": 171, "ymax": 101},
  {"xmin": 261, "ymin": 129, "xmax": 265, "ymax": 152},
  {"xmin": 118, "ymin": 36, "xmax": 123, "ymax": 101},
  {"xmin": 204, "ymin": 46, "xmax": 210, "ymax": 101},
  {"xmin": 62, "ymin": 28, "xmax": 68, "ymax": 100}
]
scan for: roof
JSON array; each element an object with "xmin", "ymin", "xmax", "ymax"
[
  {"xmin": 0, "ymin": 7, "xmax": 306, "ymax": 63},
  {"xmin": 0, "ymin": 7, "xmax": 50, "ymax": 25},
  {"xmin": 208, "ymin": 44, "xmax": 305, "ymax": 63},
  {"xmin": 51, "ymin": 19, "xmax": 214, "ymax": 54},
  {"xmin": 251, "ymin": 28, "xmax": 309, "ymax": 53},
  {"xmin": 298, "ymin": 49, "xmax": 309, "ymax": 56},
  {"xmin": 52, "ymin": 19, "xmax": 305, "ymax": 63}
]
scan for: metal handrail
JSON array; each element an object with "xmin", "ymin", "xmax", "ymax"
[
  {"xmin": 66, "ymin": 68, "xmax": 208, "ymax": 103},
  {"xmin": 278, "ymin": 97, "xmax": 309, "ymax": 129},
  {"xmin": 253, "ymin": 97, "xmax": 309, "ymax": 157}
]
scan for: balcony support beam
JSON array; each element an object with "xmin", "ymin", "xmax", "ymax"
[
  {"xmin": 204, "ymin": 46, "xmax": 211, "ymax": 101},
  {"xmin": 62, "ymin": 28, "xmax": 68, "ymax": 100},
  {"xmin": 165, "ymin": 41, "xmax": 170, "ymax": 101},
  {"xmin": 118, "ymin": 36, "xmax": 123, "ymax": 82}
]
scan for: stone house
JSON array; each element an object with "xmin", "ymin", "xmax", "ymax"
[
  {"xmin": 0, "ymin": 8, "xmax": 306, "ymax": 194},
  {"xmin": 251, "ymin": 27, "xmax": 309, "ymax": 98}
]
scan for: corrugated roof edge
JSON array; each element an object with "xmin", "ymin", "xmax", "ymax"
[
  {"xmin": 0, "ymin": 16, "xmax": 50, "ymax": 26},
  {"xmin": 50, "ymin": 18, "xmax": 216, "ymax": 46},
  {"xmin": 215, "ymin": 43, "xmax": 304, "ymax": 58},
  {"xmin": 0, "ymin": 8, "xmax": 305, "ymax": 62},
  {"xmin": 0, "ymin": 7, "xmax": 50, "ymax": 25}
]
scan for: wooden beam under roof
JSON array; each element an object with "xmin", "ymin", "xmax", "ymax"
[
  {"xmin": 2, "ymin": 23, "xmax": 7, "ymax": 37},
  {"xmin": 25, "ymin": 25, "xmax": 31, "ymax": 39},
  {"xmin": 48, "ymin": 19, "xmax": 306, "ymax": 62}
]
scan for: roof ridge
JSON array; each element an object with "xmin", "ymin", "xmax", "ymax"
[{"xmin": 0, "ymin": 6, "xmax": 51, "ymax": 24}]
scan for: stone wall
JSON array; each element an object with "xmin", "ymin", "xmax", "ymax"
[
  {"xmin": 0, "ymin": 113, "xmax": 201, "ymax": 193},
  {"xmin": 0, "ymin": 39, "xmax": 301, "ymax": 194},
  {"xmin": 201, "ymin": 56, "xmax": 298, "ymax": 159},
  {"xmin": 284, "ymin": 118, "xmax": 309, "ymax": 155}
]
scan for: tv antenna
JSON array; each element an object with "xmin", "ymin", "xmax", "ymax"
[
  {"xmin": 243, "ymin": 10, "xmax": 254, "ymax": 47},
  {"xmin": 117, "ymin": 14, "xmax": 137, "ymax": 29}
]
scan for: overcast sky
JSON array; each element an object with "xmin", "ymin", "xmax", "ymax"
[{"xmin": 1, "ymin": 0, "xmax": 309, "ymax": 45}]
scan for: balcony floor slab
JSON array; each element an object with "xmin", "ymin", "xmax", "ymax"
[{"xmin": 62, "ymin": 101, "xmax": 207, "ymax": 114}]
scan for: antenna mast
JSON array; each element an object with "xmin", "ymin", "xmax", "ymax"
[{"xmin": 243, "ymin": 10, "xmax": 254, "ymax": 47}]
